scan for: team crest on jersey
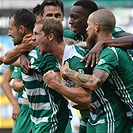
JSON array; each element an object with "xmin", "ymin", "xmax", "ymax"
[
  {"xmin": 77, "ymin": 69, "xmax": 84, "ymax": 74},
  {"xmin": 30, "ymin": 57, "xmax": 35, "ymax": 64},
  {"xmin": 98, "ymin": 59, "xmax": 105, "ymax": 65}
]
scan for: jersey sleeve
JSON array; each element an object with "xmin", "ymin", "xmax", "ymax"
[
  {"xmin": 94, "ymin": 47, "xmax": 118, "ymax": 74},
  {"xmin": 63, "ymin": 30, "xmax": 75, "ymax": 40},
  {"xmin": 11, "ymin": 67, "xmax": 22, "ymax": 79}
]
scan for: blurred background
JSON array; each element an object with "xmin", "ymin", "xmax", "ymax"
[{"xmin": 0, "ymin": 0, "xmax": 133, "ymax": 133}]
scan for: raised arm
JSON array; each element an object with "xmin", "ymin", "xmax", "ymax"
[
  {"xmin": 3, "ymin": 34, "xmax": 36, "ymax": 65},
  {"xmin": 81, "ymin": 33, "xmax": 133, "ymax": 67}
]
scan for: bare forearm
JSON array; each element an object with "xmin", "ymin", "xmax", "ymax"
[
  {"xmin": 62, "ymin": 68, "xmax": 99, "ymax": 91},
  {"xmin": 3, "ymin": 45, "xmax": 25, "ymax": 64},
  {"xmin": 11, "ymin": 58, "xmax": 20, "ymax": 67},
  {"xmin": 1, "ymin": 83, "xmax": 18, "ymax": 105},
  {"xmin": 49, "ymin": 79, "xmax": 91, "ymax": 106},
  {"xmin": 103, "ymin": 36, "xmax": 132, "ymax": 49}
]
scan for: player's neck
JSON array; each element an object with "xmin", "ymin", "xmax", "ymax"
[{"xmin": 97, "ymin": 33, "xmax": 112, "ymax": 42}]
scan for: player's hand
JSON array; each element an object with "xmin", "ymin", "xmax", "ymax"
[
  {"xmin": 81, "ymin": 41, "xmax": 104, "ymax": 67},
  {"xmin": 60, "ymin": 62, "xmax": 70, "ymax": 79},
  {"xmin": 13, "ymin": 79, "xmax": 24, "ymax": 92},
  {"xmin": 20, "ymin": 54, "xmax": 33, "ymax": 75},
  {"xmin": 12, "ymin": 103, "xmax": 20, "ymax": 120},
  {"xmin": 87, "ymin": 103, "xmax": 96, "ymax": 112},
  {"xmin": 43, "ymin": 70, "xmax": 56, "ymax": 88},
  {"xmin": 20, "ymin": 34, "xmax": 37, "ymax": 53}
]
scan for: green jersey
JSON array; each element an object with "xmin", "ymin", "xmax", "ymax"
[
  {"xmin": 22, "ymin": 47, "xmax": 69, "ymax": 125},
  {"xmin": 62, "ymin": 45, "xmax": 127, "ymax": 125},
  {"xmin": 62, "ymin": 45, "xmax": 92, "ymax": 87},
  {"xmin": 94, "ymin": 47, "xmax": 133, "ymax": 117},
  {"xmin": 62, "ymin": 45, "xmax": 92, "ymax": 118},
  {"xmin": 112, "ymin": 26, "xmax": 125, "ymax": 38}
]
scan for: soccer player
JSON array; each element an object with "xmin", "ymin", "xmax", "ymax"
[
  {"xmin": 69, "ymin": 0, "xmax": 132, "ymax": 67},
  {"xmin": 31, "ymin": 16, "xmax": 130, "ymax": 133},
  {"xmin": 60, "ymin": 9, "xmax": 133, "ymax": 133},
  {"xmin": 3, "ymin": 8, "xmax": 69, "ymax": 133},
  {"xmin": 11, "ymin": 67, "xmax": 32, "ymax": 133}
]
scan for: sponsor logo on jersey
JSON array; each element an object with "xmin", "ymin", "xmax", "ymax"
[{"xmin": 98, "ymin": 59, "xmax": 105, "ymax": 65}]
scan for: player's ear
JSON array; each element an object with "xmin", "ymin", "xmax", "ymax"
[
  {"xmin": 95, "ymin": 23, "xmax": 100, "ymax": 32},
  {"xmin": 19, "ymin": 25, "xmax": 26, "ymax": 34},
  {"xmin": 47, "ymin": 33, "xmax": 54, "ymax": 41}
]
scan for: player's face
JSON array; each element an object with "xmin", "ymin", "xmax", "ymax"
[
  {"xmin": 86, "ymin": 15, "xmax": 97, "ymax": 48},
  {"xmin": 69, "ymin": 6, "xmax": 88, "ymax": 38},
  {"xmin": 43, "ymin": 5, "xmax": 64, "ymax": 22},
  {"xmin": 33, "ymin": 23, "xmax": 49, "ymax": 55},
  {"xmin": 8, "ymin": 17, "xmax": 24, "ymax": 45}
]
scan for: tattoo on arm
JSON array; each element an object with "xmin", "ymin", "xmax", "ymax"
[
  {"xmin": 94, "ymin": 69, "xmax": 108, "ymax": 87},
  {"xmin": 78, "ymin": 74, "xmax": 97, "ymax": 84},
  {"xmin": 77, "ymin": 74, "xmax": 89, "ymax": 83},
  {"xmin": 65, "ymin": 68, "xmax": 76, "ymax": 78},
  {"xmin": 65, "ymin": 68, "xmax": 69, "ymax": 73}
]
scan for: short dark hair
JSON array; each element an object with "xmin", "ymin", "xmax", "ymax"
[
  {"xmin": 10, "ymin": 9, "xmax": 36, "ymax": 32},
  {"xmin": 74, "ymin": 0, "xmax": 98, "ymax": 17},
  {"xmin": 33, "ymin": 4, "xmax": 43, "ymax": 16},
  {"xmin": 41, "ymin": 0, "xmax": 64, "ymax": 15}
]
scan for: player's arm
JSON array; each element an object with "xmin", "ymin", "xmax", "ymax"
[
  {"xmin": 63, "ymin": 37, "xmax": 77, "ymax": 45},
  {"xmin": 43, "ymin": 70, "xmax": 91, "ymax": 106},
  {"xmin": 3, "ymin": 34, "xmax": 36, "ymax": 64},
  {"xmin": 99, "ymin": 34, "xmax": 132, "ymax": 49},
  {"xmin": 3, "ymin": 45, "xmax": 26, "ymax": 64},
  {"xmin": 0, "ymin": 55, "xmax": 20, "ymax": 66},
  {"xmin": 60, "ymin": 62, "xmax": 109, "ymax": 91},
  {"xmin": 11, "ymin": 58, "xmax": 20, "ymax": 67},
  {"xmin": 81, "ymin": 33, "xmax": 133, "ymax": 67},
  {"xmin": 1, "ymin": 68, "xmax": 20, "ymax": 120},
  {"xmin": 20, "ymin": 54, "xmax": 31, "ymax": 75}
]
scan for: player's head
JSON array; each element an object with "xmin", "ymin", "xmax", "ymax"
[
  {"xmin": 69, "ymin": 0, "xmax": 98, "ymax": 39},
  {"xmin": 8, "ymin": 9, "xmax": 36, "ymax": 45},
  {"xmin": 33, "ymin": 18, "xmax": 63, "ymax": 55},
  {"xmin": 41, "ymin": 0, "xmax": 64, "ymax": 22},
  {"xmin": 33, "ymin": 4, "xmax": 43, "ymax": 21},
  {"xmin": 86, "ymin": 9, "xmax": 116, "ymax": 48}
]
